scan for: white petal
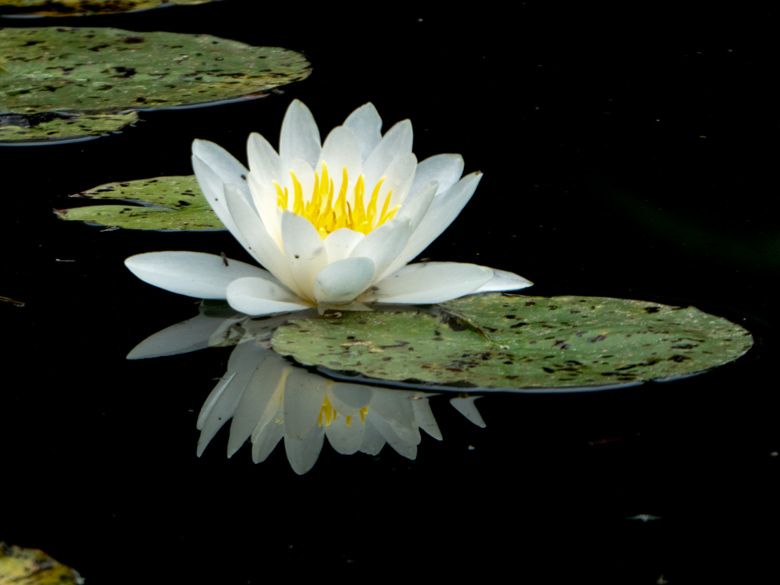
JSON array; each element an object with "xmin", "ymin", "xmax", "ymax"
[
  {"xmin": 380, "ymin": 152, "xmax": 418, "ymax": 208},
  {"xmin": 475, "ymin": 268, "xmax": 534, "ymax": 292},
  {"xmin": 281, "ymin": 211, "xmax": 328, "ymax": 298},
  {"xmin": 247, "ymin": 170, "xmax": 282, "ymax": 245},
  {"xmin": 246, "ymin": 132, "xmax": 284, "ymax": 242},
  {"xmin": 348, "ymin": 219, "xmax": 413, "ymax": 279},
  {"xmin": 363, "ymin": 119, "xmax": 413, "ymax": 188},
  {"xmin": 313, "ymin": 257, "xmax": 376, "ymax": 304},
  {"xmin": 376, "ymin": 181, "xmax": 438, "ymax": 279},
  {"xmin": 343, "ymin": 103, "xmax": 383, "ymax": 160},
  {"xmin": 365, "ymin": 262, "xmax": 493, "ymax": 304},
  {"xmin": 125, "ymin": 251, "xmax": 270, "ymax": 299},
  {"xmin": 192, "ymin": 141, "xmax": 252, "ymax": 248},
  {"xmin": 247, "ymin": 132, "xmax": 283, "ymax": 181},
  {"xmin": 223, "ymin": 183, "xmax": 300, "ymax": 296},
  {"xmin": 323, "ymin": 228, "xmax": 365, "ymax": 263},
  {"xmin": 279, "ymin": 158, "xmax": 315, "ymax": 205},
  {"xmin": 279, "ymin": 99, "xmax": 321, "ymax": 169},
  {"xmin": 192, "ymin": 139, "xmax": 251, "ymax": 201},
  {"xmin": 385, "ymin": 172, "xmax": 481, "ymax": 276},
  {"xmin": 227, "ymin": 276, "xmax": 312, "ymax": 316},
  {"xmin": 410, "ymin": 153, "xmax": 465, "ymax": 196},
  {"xmin": 320, "ymin": 125, "xmax": 363, "ymax": 181}
]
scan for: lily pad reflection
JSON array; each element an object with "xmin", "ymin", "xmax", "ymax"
[
  {"xmin": 129, "ymin": 304, "xmax": 486, "ymax": 474},
  {"xmin": 0, "ymin": 0, "xmax": 217, "ymax": 18}
]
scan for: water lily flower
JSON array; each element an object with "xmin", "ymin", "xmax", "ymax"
[{"xmin": 125, "ymin": 100, "xmax": 532, "ymax": 315}]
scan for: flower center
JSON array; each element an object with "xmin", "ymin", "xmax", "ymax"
[{"xmin": 273, "ymin": 161, "xmax": 401, "ymax": 239}]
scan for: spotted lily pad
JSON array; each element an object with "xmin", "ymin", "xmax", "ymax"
[
  {"xmin": 0, "ymin": 110, "xmax": 138, "ymax": 145},
  {"xmin": 55, "ymin": 175, "xmax": 225, "ymax": 231},
  {"xmin": 0, "ymin": 0, "xmax": 215, "ymax": 18},
  {"xmin": 0, "ymin": 542, "xmax": 83, "ymax": 584},
  {"xmin": 0, "ymin": 27, "xmax": 310, "ymax": 143},
  {"xmin": 271, "ymin": 294, "xmax": 753, "ymax": 391}
]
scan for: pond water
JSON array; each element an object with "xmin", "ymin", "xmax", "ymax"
[{"xmin": 2, "ymin": 4, "xmax": 779, "ymax": 582}]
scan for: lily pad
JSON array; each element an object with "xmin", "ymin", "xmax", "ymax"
[
  {"xmin": 55, "ymin": 175, "xmax": 225, "ymax": 231},
  {"xmin": 0, "ymin": 109, "xmax": 138, "ymax": 145},
  {"xmin": 0, "ymin": 27, "xmax": 311, "ymax": 143},
  {"xmin": 271, "ymin": 294, "xmax": 753, "ymax": 391},
  {"xmin": 0, "ymin": 542, "xmax": 83, "ymax": 584},
  {"xmin": 0, "ymin": 0, "xmax": 215, "ymax": 18}
]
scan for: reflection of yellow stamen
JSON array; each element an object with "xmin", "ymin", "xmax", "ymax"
[
  {"xmin": 319, "ymin": 395, "xmax": 335, "ymax": 427},
  {"xmin": 278, "ymin": 161, "xmax": 401, "ymax": 239},
  {"xmin": 317, "ymin": 395, "xmax": 369, "ymax": 428}
]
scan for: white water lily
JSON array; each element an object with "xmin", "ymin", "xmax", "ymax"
[{"xmin": 125, "ymin": 100, "xmax": 532, "ymax": 315}]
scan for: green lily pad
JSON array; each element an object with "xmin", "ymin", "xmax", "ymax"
[
  {"xmin": 0, "ymin": 542, "xmax": 83, "ymax": 584},
  {"xmin": 0, "ymin": 109, "xmax": 138, "ymax": 145},
  {"xmin": 0, "ymin": 26, "xmax": 310, "ymax": 143},
  {"xmin": 0, "ymin": 0, "xmax": 215, "ymax": 18},
  {"xmin": 55, "ymin": 175, "xmax": 225, "ymax": 231},
  {"xmin": 271, "ymin": 294, "xmax": 753, "ymax": 391}
]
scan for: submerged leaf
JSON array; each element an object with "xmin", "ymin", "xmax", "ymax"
[
  {"xmin": 271, "ymin": 294, "xmax": 753, "ymax": 390},
  {"xmin": 55, "ymin": 175, "xmax": 225, "ymax": 231},
  {"xmin": 0, "ymin": 542, "xmax": 83, "ymax": 584}
]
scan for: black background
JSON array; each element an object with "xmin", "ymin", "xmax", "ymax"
[{"xmin": 2, "ymin": 2, "xmax": 779, "ymax": 583}]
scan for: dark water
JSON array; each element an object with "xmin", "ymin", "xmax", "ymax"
[{"xmin": 3, "ymin": 3, "xmax": 779, "ymax": 582}]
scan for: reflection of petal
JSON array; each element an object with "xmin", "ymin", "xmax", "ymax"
[
  {"xmin": 412, "ymin": 396, "xmax": 443, "ymax": 441},
  {"xmin": 367, "ymin": 412, "xmax": 417, "ymax": 460},
  {"xmin": 127, "ymin": 302, "xmax": 240, "ymax": 359},
  {"xmin": 359, "ymin": 420, "xmax": 388, "ymax": 457},
  {"xmin": 135, "ymin": 309, "xmax": 488, "ymax": 474},
  {"xmin": 283, "ymin": 369, "xmax": 328, "ymax": 474},
  {"xmin": 450, "ymin": 396, "xmax": 486, "ymax": 428},
  {"xmin": 197, "ymin": 341, "xmax": 269, "ymax": 456},
  {"xmin": 227, "ymin": 352, "xmax": 287, "ymax": 457},
  {"xmin": 324, "ymin": 412, "xmax": 366, "ymax": 455},
  {"xmin": 192, "ymin": 342, "xmax": 488, "ymax": 473}
]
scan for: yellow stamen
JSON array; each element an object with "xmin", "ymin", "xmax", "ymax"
[
  {"xmin": 291, "ymin": 172, "xmax": 304, "ymax": 216},
  {"xmin": 277, "ymin": 162, "xmax": 401, "ymax": 239}
]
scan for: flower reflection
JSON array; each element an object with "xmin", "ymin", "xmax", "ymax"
[
  {"xmin": 125, "ymin": 100, "xmax": 532, "ymax": 316},
  {"xmin": 129, "ymin": 304, "xmax": 486, "ymax": 474}
]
